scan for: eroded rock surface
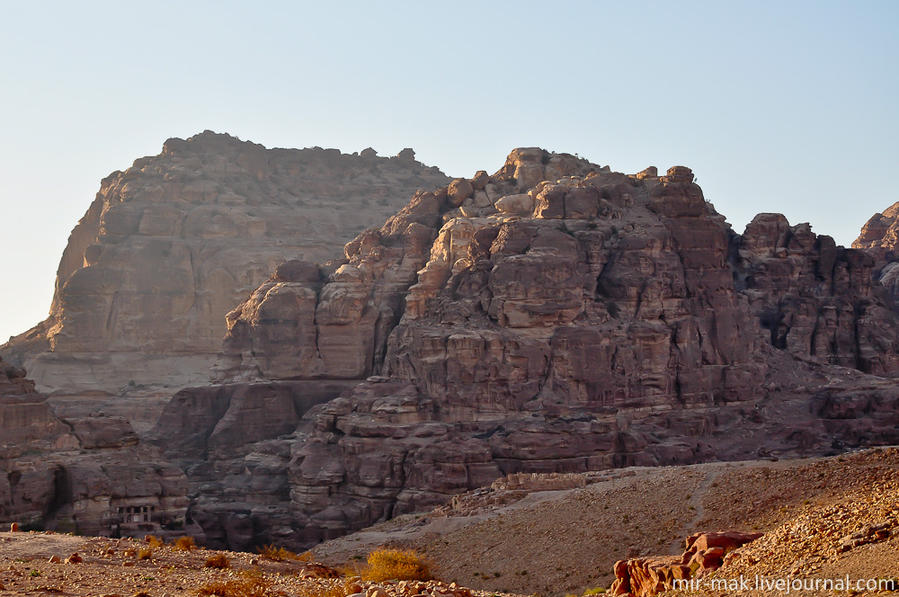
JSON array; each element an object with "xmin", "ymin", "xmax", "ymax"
[
  {"xmin": 741, "ymin": 213, "xmax": 899, "ymax": 374},
  {"xmin": 0, "ymin": 357, "xmax": 188, "ymax": 537},
  {"xmin": 152, "ymin": 149, "xmax": 899, "ymax": 550},
  {"xmin": 609, "ymin": 531, "xmax": 762, "ymax": 596},
  {"xmin": 853, "ymin": 200, "xmax": 899, "ymax": 309},
  {"xmin": 1, "ymin": 131, "xmax": 449, "ymax": 400},
  {"xmin": 853, "ymin": 200, "xmax": 899, "ymax": 257}
]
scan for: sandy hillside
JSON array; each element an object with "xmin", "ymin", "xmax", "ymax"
[{"xmin": 312, "ymin": 448, "xmax": 899, "ymax": 596}]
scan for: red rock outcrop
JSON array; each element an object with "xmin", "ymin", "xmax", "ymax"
[
  {"xmin": 609, "ymin": 531, "xmax": 762, "ymax": 596},
  {"xmin": 853, "ymin": 200, "xmax": 899, "ymax": 257},
  {"xmin": 149, "ymin": 149, "xmax": 899, "ymax": 550},
  {"xmin": 1, "ymin": 132, "xmax": 449, "ymax": 402}
]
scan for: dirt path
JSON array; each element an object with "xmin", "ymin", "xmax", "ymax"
[{"xmin": 668, "ymin": 467, "xmax": 722, "ymax": 553}]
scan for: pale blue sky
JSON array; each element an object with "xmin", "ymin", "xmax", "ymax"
[{"xmin": 1, "ymin": 0, "xmax": 897, "ymax": 341}]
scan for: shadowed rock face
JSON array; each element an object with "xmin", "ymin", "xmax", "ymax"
[
  {"xmin": 1, "ymin": 131, "xmax": 449, "ymax": 397},
  {"xmin": 0, "ymin": 358, "xmax": 72, "ymax": 452},
  {"xmin": 741, "ymin": 213, "xmax": 899, "ymax": 374},
  {"xmin": 0, "ymin": 357, "xmax": 189, "ymax": 536},
  {"xmin": 149, "ymin": 149, "xmax": 899, "ymax": 551}
]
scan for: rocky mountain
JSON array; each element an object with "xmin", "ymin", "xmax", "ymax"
[
  {"xmin": 146, "ymin": 148, "xmax": 899, "ymax": 551},
  {"xmin": 853, "ymin": 200, "xmax": 899, "ymax": 257},
  {"xmin": 853, "ymin": 200, "xmax": 899, "ymax": 309},
  {"xmin": 0, "ymin": 131, "xmax": 450, "ymax": 414},
  {"xmin": 0, "ymin": 356, "xmax": 188, "ymax": 537}
]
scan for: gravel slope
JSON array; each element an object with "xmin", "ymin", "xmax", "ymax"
[{"xmin": 313, "ymin": 448, "xmax": 899, "ymax": 596}]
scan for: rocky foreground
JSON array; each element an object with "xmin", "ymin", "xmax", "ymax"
[
  {"xmin": 0, "ymin": 531, "xmax": 514, "ymax": 597},
  {"xmin": 1, "ymin": 448, "xmax": 895, "ymax": 597}
]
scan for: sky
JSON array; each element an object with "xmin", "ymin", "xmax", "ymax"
[{"xmin": 0, "ymin": 0, "xmax": 897, "ymax": 341}]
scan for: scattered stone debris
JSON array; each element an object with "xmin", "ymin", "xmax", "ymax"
[{"xmin": 0, "ymin": 532, "xmax": 522, "ymax": 597}]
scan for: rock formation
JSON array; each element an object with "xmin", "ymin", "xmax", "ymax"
[
  {"xmin": 146, "ymin": 148, "xmax": 899, "ymax": 550},
  {"xmin": 0, "ymin": 357, "xmax": 72, "ymax": 453},
  {"xmin": 609, "ymin": 531, "xmax": 762, "ymax": 597},
  {"xmin": 741, "ymin": 213, "xmax": 899, "ymax": 374},
  {"xmin": 0, "ymin": 131, "xmax": 449, "ymax": 408},
  {"xmin": 853, "ymin": 200, "xmax": 899, "ymax": 257},
  {"xmin": 853, "ymin": 200, "xmax": 899, "ymax": 309},
  {"xmin": 0, "ymin": 356, "xmax": 188, "ymax": 537},
  {"xmin": 144, "ymin": 379, "xmax": 358, "ymax": 548}
]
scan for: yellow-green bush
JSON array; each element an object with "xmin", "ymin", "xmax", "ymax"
[
  {"xmin": 144, "ymin": 535, "xmax": 164, "ymax": 548},
  {"xmin": 198, "ymin": 570, "xmax": 269, "ymax": 597},
  {"xmin": 172, "ymin": 535, "xmax": 196, "ymax": 551},
  {"xmin": 257, "ymin": 543, "xmax": 299, "ymax": 561},
  {"xmin": 362, "ymin": 548, "xmax": 431, "ymax": 582}
]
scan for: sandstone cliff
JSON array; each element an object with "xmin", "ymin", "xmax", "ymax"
[
  {"xmin": 852, "ymin": 200, "xmax": 899, "ymax": 257},
  {"xmin": 1, "ymin": 131, "xmax": 449, "ymax": 402},
  {"xmin": 0, "ymin": 356, "xmax": 188, "ymax": 537},
  {"xmin": 853, "ymin": 200, "xmax": 899, "ymax": 309},
  {"xmin": 149, "ymin": 149, "xmax": 899, "ymax": 550}
]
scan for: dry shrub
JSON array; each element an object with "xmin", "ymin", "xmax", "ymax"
[
  {"xmin": 145, "ymin": 535, "xmax": 164, "ymax": 548},
  {"xmin": 257, "ymin": 543, "xmax": 298, "ymax": 561},
  {"xmin": 137, "ymin": 548, "xmax": 153, "ymax": 560},
  {"xmin": 172, "ymin": 536, "xmax": 196, "ymax": 551},
  {"xmin": 297, "ymin": 550, "xmax": 314, "ymax": 562},
  {"xmin": 205, "ymin": 553, "xmax": 231, "ymax": 569},
  {"xmin": 198, "ymin": 569, "xmax": 269, "ymax": 597},
  {"xmin": 362, "ymin": 548, "xmax": 431, "ymax": 582}
]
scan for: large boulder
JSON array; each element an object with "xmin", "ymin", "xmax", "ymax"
[{"xmin": 609, "ymin": 531, "xmax": 762, "ymax": 596}]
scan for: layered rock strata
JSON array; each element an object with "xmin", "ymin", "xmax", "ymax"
[
  {"xmin": 145, "ymin": 379, "xmax": 357, "ymax": 548},
  {"xmin": 152, "ymin": 149, "xmax": 899, "ymax": 550},
  {"xmin": 853, "ymin": 200, "xmax": 899, "ymax": 258},
  {"xmin": 1, "ymin": 131, "xmax": 449, "ymax": 400},
  {"xmin": 0, "ymin": 357, "xmax": 188, "ymax": 537}
]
